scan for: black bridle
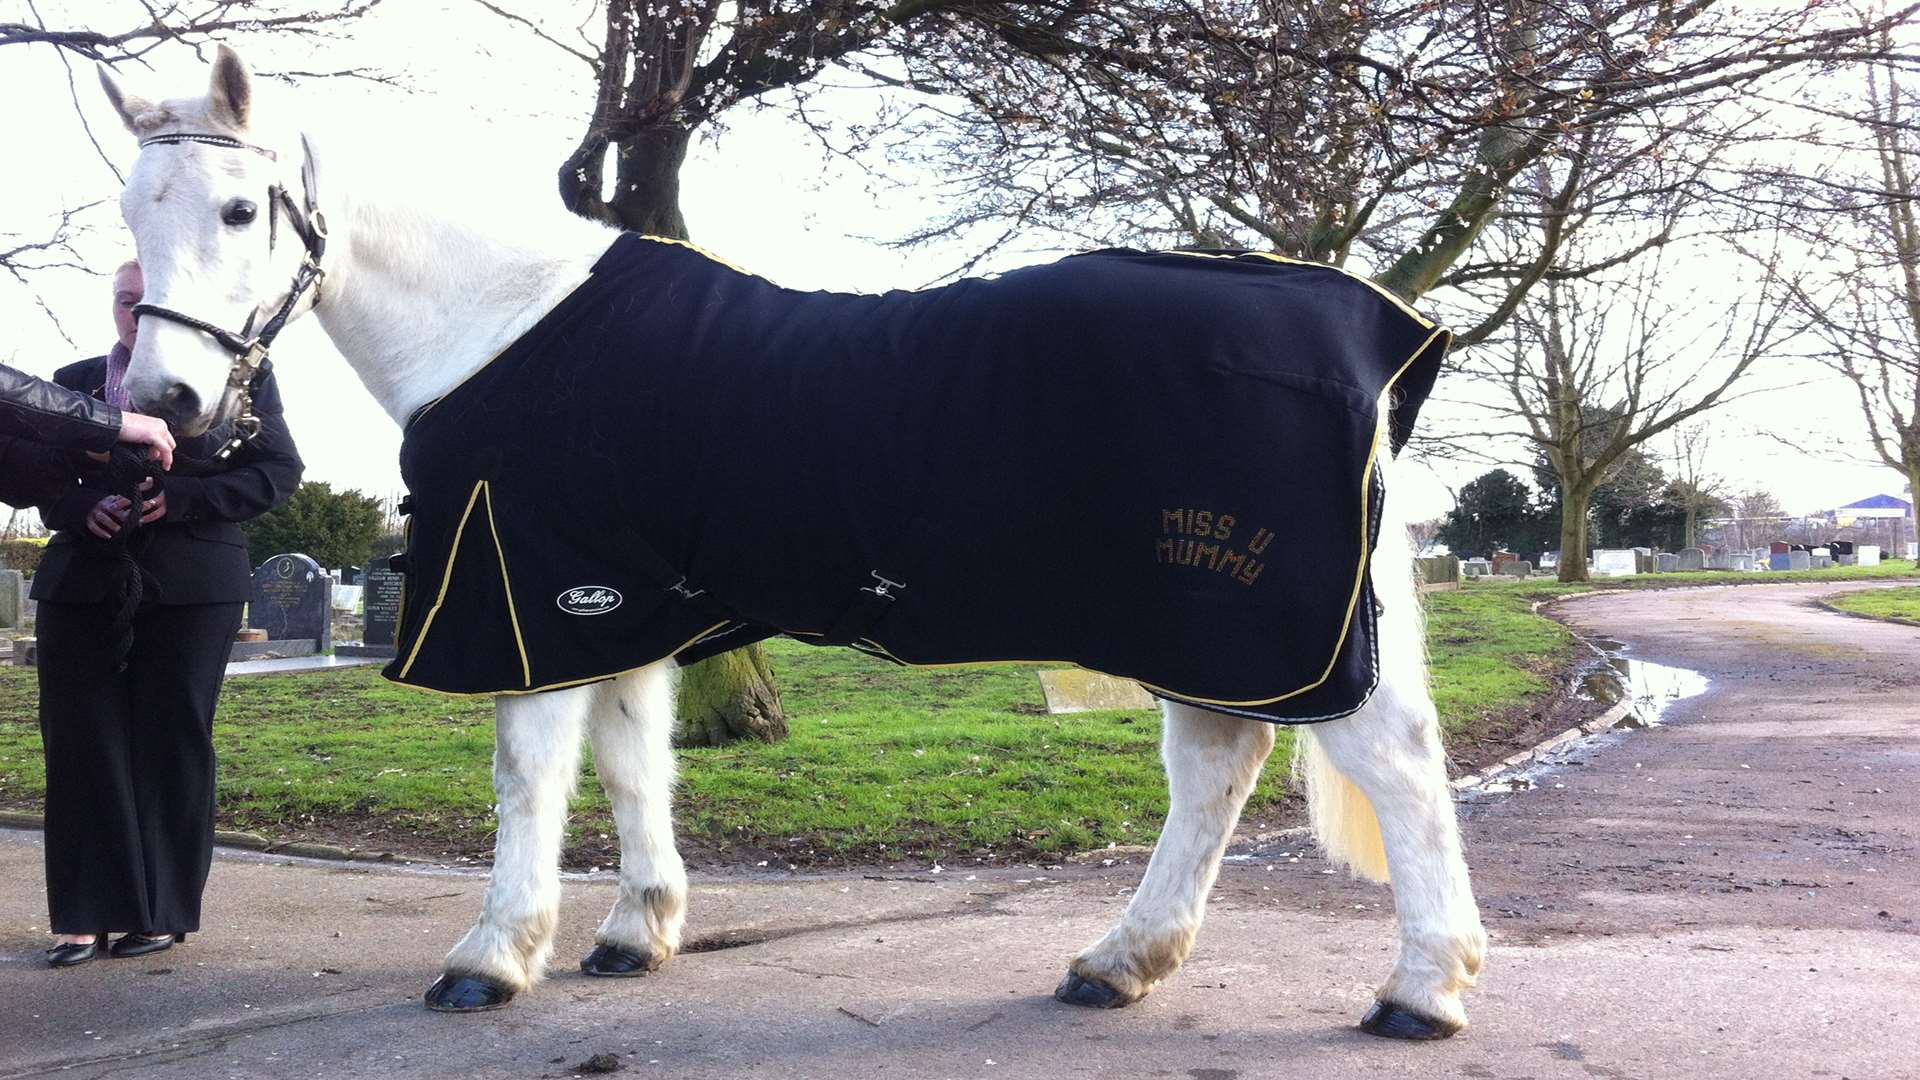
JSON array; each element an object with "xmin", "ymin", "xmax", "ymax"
[{"xmin": 130, "ymin": 131, "xmax": 327, "ymax": 457}]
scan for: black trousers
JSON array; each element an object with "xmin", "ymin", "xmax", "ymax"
[{"xmin": 37, "ymin": 600, "xmax": 244, "ymax": 934}]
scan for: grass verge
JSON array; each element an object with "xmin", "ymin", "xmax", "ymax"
[
  {"xmin": 1, "ymin": 560, "xmax": 1911, "ymax": 866},
  {"xmin": 1823, "ymin": 584, "xmax": 1920, "ymax": 626}
]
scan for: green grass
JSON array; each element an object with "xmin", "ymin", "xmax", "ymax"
[
  {"xmin": 3, "ymin": 559, "xmax": 1910, "ymax": 864},
  {"xmin": 1826, "ymin": 584, "xmax": 1920, "ymax": 625},
  {"xmin": 0, "ymin": 641, "xmax": 1273, "ymax": 864}
]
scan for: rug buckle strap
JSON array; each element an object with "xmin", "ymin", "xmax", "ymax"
[{"xmin": 818, "ymin": 570, "xmax": 906, "ymax": 647}]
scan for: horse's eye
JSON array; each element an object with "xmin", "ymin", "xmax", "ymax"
[{"xmin": 222, "ymin": 200, "xmax": 257, "ymax": 226}]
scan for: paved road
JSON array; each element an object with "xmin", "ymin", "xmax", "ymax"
[{"xmin": 1, "ymin": 581, "xmax": 1915, "ymax": 1079}]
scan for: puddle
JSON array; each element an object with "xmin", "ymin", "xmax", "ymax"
[
  {"xmin": 1575, "ymin": 649, "xmax": 1709, "ymax": 727},
  {"xmin": 1464, "ymin": 642, "xmax": 1709, "ymax": 798}
]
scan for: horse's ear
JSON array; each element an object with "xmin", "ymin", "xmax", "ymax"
[
  {"xmin": 97, "ymin": 64, "xmax": 155, "ymax": 135},
  {"xmin": 207, "ymin": 44, "xmax": 253, "ymax": 129}
]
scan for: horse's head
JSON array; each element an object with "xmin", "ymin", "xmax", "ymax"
[{"xmin": 99, "ymin": 46, "xmax": 322, "ymax": 437}]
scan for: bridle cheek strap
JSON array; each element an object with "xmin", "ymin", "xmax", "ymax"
[{"xmin": 130, "ymin": 131, "xmax": 326, "ymax": 457}]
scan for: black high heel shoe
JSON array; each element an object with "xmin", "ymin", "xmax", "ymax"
[
  {"xmin": 109, "ymin": 932, "xmax": 185, "ymax": 958},
  {"xmin": 46, "ymin": 935, "xmax": 107, "ymax": 968}
]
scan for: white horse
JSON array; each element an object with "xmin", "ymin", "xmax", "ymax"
[{"xmin": 95, "ymin": 48, "xmax": 1486, "ymax": 1037}]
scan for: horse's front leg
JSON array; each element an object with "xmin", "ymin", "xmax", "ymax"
[
  {"xmin": 579, "ymin": 662, "xmax": 688, "ymax": 976},
  {"xmin": 426, "ymin": 686, "xmax": 591, "ymax": 1012},
  {"xmin": 1057, "ymin": 701, "xmax": 1275, "ymax": 1008}
]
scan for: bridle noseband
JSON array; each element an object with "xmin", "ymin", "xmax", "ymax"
[{"xmin": 130, "ymin": 131, "xmax": 327, "ymax": 457}]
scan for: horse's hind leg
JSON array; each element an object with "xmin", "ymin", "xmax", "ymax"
[
  {"xmin": 580, "ymin": 662, "xmax": 687, "ymax": 976},
  {"xmin": 426, "ymin": 685, "xmax": 592, "ymax": 1011},
  {"xmin": 1300, "ymin": 682, "xmax": 1486, "ymax": 1038},
  {"xmin": 1056, "ymin": 701, "xmax": 1275, "ymax": 1008}
]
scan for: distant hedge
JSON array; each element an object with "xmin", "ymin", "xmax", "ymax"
[{"xmin": 0, "ymin": 538, "xmax": 47, "ymax": 573}]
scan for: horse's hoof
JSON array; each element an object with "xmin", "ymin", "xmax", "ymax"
[
  {"xmin": 1054, "ymin": 971, "xmax": 1131, "ymax": 1009},
  {"xmin": 424, "ymin": 973, "xmax": 516, "ymax": 1012},
  {"xmin": 581, "ymin": 943, "xmax": 655, "ymax": 977},
  {"xmin": 1358, "ymin": 999, "xmax": 1462, "ymax": 1040}
]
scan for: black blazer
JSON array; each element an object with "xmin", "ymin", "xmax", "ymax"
[
  {"xmin": 30, "ymin": 357, "xmax": 304, "ymax": 606},
  {"xmin": 0, "ymin": 362, "xmax": 120, "ymax": 508}
]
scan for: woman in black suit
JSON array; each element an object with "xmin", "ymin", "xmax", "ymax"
[{"xmin": 30, "ymin": 263, "xmax": 303, "ymax": 967}]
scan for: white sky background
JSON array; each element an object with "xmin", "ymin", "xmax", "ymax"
[{"xmin": 0, "ymin": 0, "xmax": 1911, "ymax": 525}]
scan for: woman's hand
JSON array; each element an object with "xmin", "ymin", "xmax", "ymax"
[
  {"xmin": 84, "ymin": 480, "xmax": 166, "ymax": 539},
  {"xmin": 115, "ymin": 411, "xmax": 175, "ymax": 471}
]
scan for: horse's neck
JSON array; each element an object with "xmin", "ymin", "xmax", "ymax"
[{"xmin": 315, "ymin": 191, "xmax": 613, "ymax": 423}]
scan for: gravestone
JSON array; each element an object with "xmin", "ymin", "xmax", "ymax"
[
  {"xmin": 1828, "ymin": 541, "xmax": 1855, "ymax": 557},
  {"xmin": 1769, "ymin": 551, "xmax": 1793, "ymax": 571},
  {"xmin": 1789, "ymin": 550, "xmax": 1811, "ymax": 571},
  {"xmin": 336, "ymin": 566, "xmax": 403, "ymax": 659},
  {"xmin": 1656, "ymin": 553, "xmax": 1680, "ymax": 573},
  {"xmin": 1838, "ymin": 555, "xmax": 1858, "ymax": 566},
  {"xmin": 1857, "ymin": 545, "xmax": 1882, "ymax": 567},
  {"xmin": 1415, "ymin": 556, "xmax": 1460, "ymax": 585},
  {"xmin": 1461, "ymin": 559, "xmax": 1491, "ymax": 578},
  {"xmin": 0, "ymin": 569, "xmax": 22, "ymax": 628},
  {"xmin": 1594, "ymin": 549, "xmax": 1637, "ymax": 576},
  {"xmin": 1731, "ymin": 554, "xmax": 1754, "ymax": 571},
  {"xmin": 1500, "ymin": 560, "xmax": 1532, "ymax": 577},
  {"xmin": 1906, "ymin": 542, "xmax": 1918, "ymax": 560},
  {"xmin": 1811, "ymin": 555, "xmax": 1833, "ymax": 569},
  {"xmin": 1038, "ymin": 670, "xmax": 1156, "ymax": 714},
  {"xmin": 1489, "ymin": 550, "xmax": 1518, "ymax": 575},
  {"xmin": 1770, "ymin": 541, "xmax": 1792, "ymax": 555},
  {"xmin": 248, "ymin": 553, "xmax": 330, "ymax": 653},
  {"xmin": 1678, "ymin": 547, "xmax": 1707, "ymax": 571},
  {"xmin": 340, "ymin": 565, "xmax": 363, "ymax": 586}
]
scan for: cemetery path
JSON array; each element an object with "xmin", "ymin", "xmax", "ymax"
[{"xmin": 1, "ymin": 580, "xmax": 1917, "ymax": 1079}]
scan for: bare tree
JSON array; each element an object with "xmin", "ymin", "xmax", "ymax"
[
  {"xmin": 2, "ymin": 1, "xmax": 384, "ymax": 64},
  {"xmin": 1463, "ymin": 248, "xmax": 1794, "ymax": 582},
  {"xmin": 850, "ymin": 0, "xmax": 1919, "ymax": 327},
  {"xmin": 1789, "ymin": 38, "xmax": 1920, "ymax": 521},
  {"xmin": 1669, "ymin": 423, "xmax": 1728, "ymax": 549}
]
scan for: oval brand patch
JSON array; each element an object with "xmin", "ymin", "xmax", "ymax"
[{"xmin": 556, "ymin": 586, "xmax": 623, "ymax": 616}]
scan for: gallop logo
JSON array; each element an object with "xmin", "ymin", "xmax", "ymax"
[{"xmin": 556, "ymin": 586, "xmax": 623, "ymax": 616}]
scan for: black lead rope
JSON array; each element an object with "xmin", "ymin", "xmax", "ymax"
[{"xmin": 98, "ymin": 446, "xmax": 160, "ymax": 672}]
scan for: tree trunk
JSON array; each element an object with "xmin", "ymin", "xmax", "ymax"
[
  {"xmin": 609, "ymin": 126, "xmax": 691, "ymax": 238},
  {"xmin": 562, "ymin": 121, "xmax": 787, "ymax": 745},
  {"xmin": 673, "ymin": 644, "xmax": 788, "ymax": 747},
  {"xmin": 1557, "ymin": 489, "xmax": 1593, "ymax": 583}
]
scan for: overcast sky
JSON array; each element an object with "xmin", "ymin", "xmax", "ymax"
[{"xmin": 2, "ymin": 0, "xmax": 1911, "ymax": 526}]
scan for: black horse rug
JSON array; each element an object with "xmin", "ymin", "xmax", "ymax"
[{"xmin": 384, "ymin": 234, "xmax": 1449, "ymax": 722}]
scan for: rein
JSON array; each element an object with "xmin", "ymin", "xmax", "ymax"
[{"xmin": 130, "ymin": 131, "xmax": 326, "ymax": 459}]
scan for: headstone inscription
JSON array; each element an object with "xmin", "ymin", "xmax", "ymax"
[
  {"xmin": 248, "ymin": 553, "xmax": 331, "ymax": 653},
  {"xmin": 1678, "ymin": 547, "xmax": 1707, "ymax": 571},
  {"xmin": 1656, "ymin": 553, "xmax": 1680, "ymax": 573},
  {"xmin": 363, "ymin": 568, "xmax": 403, "ymax": 650}
]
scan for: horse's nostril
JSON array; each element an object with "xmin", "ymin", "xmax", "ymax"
[{"xmin": 159, "ymin": 383, "xmax": 201, "ymax": 422}]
